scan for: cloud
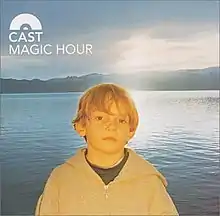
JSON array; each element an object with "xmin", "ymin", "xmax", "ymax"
[
  {"xmin": 59, "ymin": 21, "xmax": 219, "ymax": 74},
  {"xmin": 1, "ymin": 56, "xmax": 47, "ymax": 70},
  {"xmin": 145, "ymin": 21, "xmax": 218, "ymax": 40},
  {"xmin": 107, "ymin": 22, "xmax": 219, "ymax": 73}
]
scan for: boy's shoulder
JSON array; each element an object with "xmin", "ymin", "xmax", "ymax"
[
  {"xmin": 45, "ymin": 148, "xmax": 85, "ymax": 182},
  {"xmin": 125, "ymin": 147, "xmax": 168, "ymax": 186}
]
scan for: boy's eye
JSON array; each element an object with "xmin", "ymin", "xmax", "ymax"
[
  {"xmin": 119, "ymin": 119, "xmax": 127, "ymax": 124},
  {"xmin": 94, "ymin": 116, "xmax": 103, "ymax": 121}
]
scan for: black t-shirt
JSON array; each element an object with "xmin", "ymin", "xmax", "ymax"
[{"xmin": 85, "ymin": 148, "xmax": 129, "ymax": 185}]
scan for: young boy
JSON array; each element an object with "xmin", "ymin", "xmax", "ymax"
[{"xmin": 35, "ymin": 83, "xmax": 179, "ymax": 216}]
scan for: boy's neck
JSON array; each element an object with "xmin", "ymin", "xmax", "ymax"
[{"xmin": 85, "ymin": 146, "xmax": 125, "ymax": 169}]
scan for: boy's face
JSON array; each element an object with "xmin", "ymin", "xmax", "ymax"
[{"xmin": 76, "ymin": 102, "xmax": 135, "ymax": 154}]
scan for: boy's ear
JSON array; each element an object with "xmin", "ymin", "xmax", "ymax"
[
  {"xmin": 73, "ymin": 122, "xmax": 86, "ymax": 137},
  {"xmin": 128, "ymin": 129, "xmax": 136, "ymax": 140}
]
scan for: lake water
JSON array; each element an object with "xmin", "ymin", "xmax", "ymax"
[{"xmin": 1, "ymin": 91, "xmax": 219, "ymax": 215}]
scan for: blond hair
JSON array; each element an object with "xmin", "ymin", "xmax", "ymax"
[{"xmin": 72, "ymin": 83, "xmax": 139, "ymax": 132}]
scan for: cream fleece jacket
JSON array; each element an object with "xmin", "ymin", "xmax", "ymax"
[{"xmin": 35, "ymin": 147, "xmax": 179, "ymax": 215}]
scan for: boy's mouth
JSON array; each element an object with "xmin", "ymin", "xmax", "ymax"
[{"xmin": 102, "ymin": 137, "xmax": 117, "ymax": 141}]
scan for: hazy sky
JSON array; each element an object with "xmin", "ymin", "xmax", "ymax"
[{"xmin": 1, "ymin": 1, "xmax": 219, "ymax": 80}]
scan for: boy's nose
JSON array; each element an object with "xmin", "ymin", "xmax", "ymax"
[{"xmin": 104, "ymin": 120, "xmax": 117, "ymax": 131}]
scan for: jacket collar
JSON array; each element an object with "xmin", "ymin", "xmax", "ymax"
[{"xmin": 65, "ymin": 147, "xmax": 168, "ymax": 187}]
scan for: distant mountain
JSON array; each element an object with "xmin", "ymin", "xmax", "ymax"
[{"xmin": 1, "ymin": 67, "xmax": 219, "ymax": 93}]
